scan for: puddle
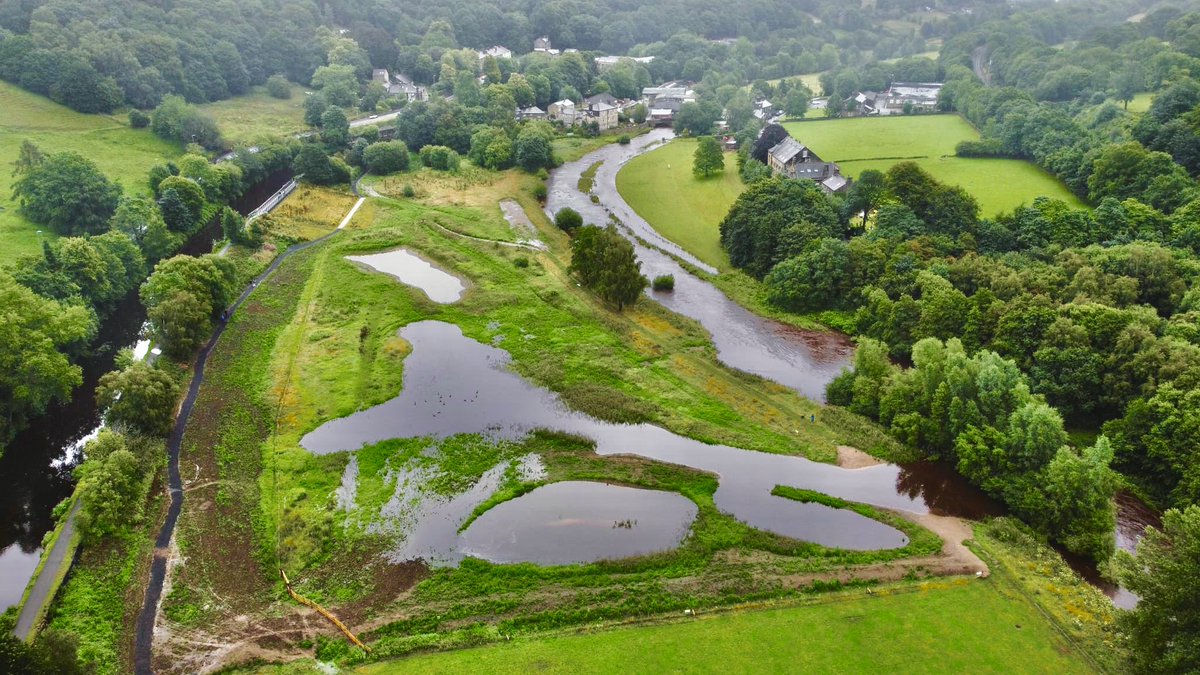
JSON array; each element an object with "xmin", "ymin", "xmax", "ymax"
[
  {"xmin": 499, "ymin": 200, "xmax": 547, "ymax": 249},
  {"xmin": 459, "ymin": 482, "xmax": 697, "ymax": 565},
  {"xmin": 303, "ymin": 321, "xmax": 918, "ymax": 552},
  {"xmin": 346, "ymin": 248, "xmax": 466, "ymax": 304},
  {"xmin": 335, "ymin": 455, "xmax": 358, "ymax": 511}
]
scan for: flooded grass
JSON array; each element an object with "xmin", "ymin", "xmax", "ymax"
[{"xmin": 157, "ymin": 177, "xmax": 963, "ymax": 668}]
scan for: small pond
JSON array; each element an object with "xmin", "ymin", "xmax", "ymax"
[
  {"xmin": 347, "ymin": 248, "xmax": 466, "ymax": 304},
  {"xmin": 458, "ymin": 482, "xmax": 698, "ymax": 565}
]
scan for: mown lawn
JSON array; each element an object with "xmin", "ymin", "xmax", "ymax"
[
  {"xmin": 197, "ymin": 83, "xmax": 311, "ymax": 145},
  {"xmin": 836, "ymin": 156, "xmax": 1084, "ymax": 214},
  {"xmin": 355, "ymin": 580, "xmax": 1095, "ymax": 674},
  {"xmin": 0, "ymin": 82, "xmax": 180, "ymax": 265},
  {"xmin": 783, "ymin": 115, "xmax": 1084, "ymax": 215},
  {"xmin": 615, "ymin": 138, "xmax": 744, "ymax": 268},
  {"xmin": 785, "ymin": 115, "xmax": 975, "ymax": 161}
]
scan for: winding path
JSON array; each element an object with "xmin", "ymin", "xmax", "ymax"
[{"xmin": 132, "ymin": 192, "xmax": 364, "ymax": 674}]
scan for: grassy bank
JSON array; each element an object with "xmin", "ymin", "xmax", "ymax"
[
  {"xmin": 783, "ymin": 115, "xmax": 1084, "ymax": 215},
  {"xmin": 353, "ymin": 579, "xmax": 1095, "ymax": 674},
  {"xmin": 615, "ymin": 139, "xmax": 743, "ymax": 269},
  {"xmin": 0, "ymin": 82, "xmax": 180, "ymax": 264}
]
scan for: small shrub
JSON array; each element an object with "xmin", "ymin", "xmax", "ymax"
[
  {"xmin": 555, "ymin": 207, "xmax": 583, "ymax": 232},
  {"xmin": 514, "ymin": 257, "xmax": 530, "ymax": 268},
  {"xmin": 652, "ymin": 274, "xmax": 675, "ymax": 291},
  {"xmin": 590, "ymin": 194, "xmax": 600, "ymax": 203},
  {"xmin": 266, "ymin": 74, "xmax": 292, "ymax": 99},
  {"xmin": 402, "ymin": 184, "xmax": 416, "ymax": 198},
  {"xmin": 532, "ymin": 183, "xmax": 548, "ymax": 201},
  {"xmin": 129, "ymin": 109, "xmax": 150, "ymax": 128},
  {"xmin": 618, "ymin": 135, "xmax": 631, "ymax": 145},
  {"xmin": 536, "ymin": 168, "xmax": 549, "ymax": 180}
]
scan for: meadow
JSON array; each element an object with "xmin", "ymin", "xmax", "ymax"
[
  {"xmin": 355, "ymin": 580, "xmax": 1094, "ymax": 674},
  {"xmin": 197, "ymin": 83, "xmax": 311, "ymax": 145},
  {"xmin": 783, "ymin": 115, "xmax": 1085, "ymax": 214},
  {"xmin": 0, "ymin": 82, "xmax": 180, "ymax": 265},
  {"xmin": 615, "ymin": 138, "xmax": 744, "ymax": 268}
]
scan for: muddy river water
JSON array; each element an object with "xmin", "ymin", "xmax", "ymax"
[{"xmin": 547, "ymin": 129, "xmax": 852, "ymax": 401}]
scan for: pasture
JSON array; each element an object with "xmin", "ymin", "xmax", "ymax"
[
  {"xmin": 784, "ymin": 115, "xmax": 1085, "ymax": 214},
  {"xmin": 0, "ymin": 82, "xmax": 180, "ymax": 265},
  {"xmin": 197, "ymin": 83, "xmax": 311, "ymax": 145},
  {"xmin": 355, "ymin": 580, "xmax": 1095, "ymax": 674},
  {"xmin": 615, "ymin": 138, "xmax": 744, "ymax": 268}
]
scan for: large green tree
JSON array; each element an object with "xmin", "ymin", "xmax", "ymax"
[
  {"xmin": 0, "ymin": 272, "xmax": 95, "ymax": 450},
  {"xmin": 1114, "ymin": 505, "xmax": 1200, "ymax": 674},
  {"xmin": 719, "ymin": 177, "xmax": 842, "ymax": 278},
  {"xmin": 569, "ymin": 225, "xmax": 647, "ymax": 310},
  {"xmin": 96, "ymin": 361, "xmax": 181, "ymax": 436},
  {"xmin": 12, "ymin": 152, "xmax": 122, "ymax": 235},
  {"xmin": 692, "ymin": 136, "xmax": 725, "ymax": 177},
  {"xmin": 363, "ymin": 140, "xmax": 411, "ymax": 174}
]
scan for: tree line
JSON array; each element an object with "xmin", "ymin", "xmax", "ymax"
[{"xmin": 720, "ymin": 152, "xmax": 1200, "ymax": 561}]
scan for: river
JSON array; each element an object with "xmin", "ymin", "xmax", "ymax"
[
  {"xmin": 544, "ymin": 130, "xmax": 1153, "ymax": 601},
  {"xmin": 0, "ymin": 169, "xmax": 292, "ymax": 612}
]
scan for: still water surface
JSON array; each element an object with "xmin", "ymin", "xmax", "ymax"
[
  {"xmin": 459, "ymin": 481, "xmax": 698, "ymax": 565},
  {"xmin": 346, "ymin": 248, "xmax": 465, "ymax": 304},
  {"xmin": 303, "ymin": 321, "xmax": 923, "ymax": 553}
]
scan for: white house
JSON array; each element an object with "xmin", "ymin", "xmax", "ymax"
[{"xmin": 478, "ymin": 45, "xmax": 512, "ymax": 60}]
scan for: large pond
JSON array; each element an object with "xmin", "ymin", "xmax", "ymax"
[
  {"xmin": 303, "ymin": 320, "xmax": 948, "ymax": 556},
  {"xmin": 347, "ymin": 248, "xmax": 466, "ymax": 304},
  {"xmin": 459, "ymin": 482, "xmax": 698, "ymax": 565},
  {"xmin": 545, "ymin": 129, "xmax": 852, "ymax": 402}
]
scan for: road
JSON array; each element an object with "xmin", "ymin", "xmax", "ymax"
[
  {"xmin": 349, "ymin": 110, "xmax": 400, "ymax": 128},
  {"xmin": 972, "ymin": 46, "xmax": 993, "ymax": 86}
]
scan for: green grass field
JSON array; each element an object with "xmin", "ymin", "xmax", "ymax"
[
  {"xmin": 783, "ymin": 115, "xmax": 1084, "ymax": 214},
  {"xmin": 356, "ymin": 580, "xmax": 1094, "ymax": 674},
  {"xmin": 616, "ymin": 139, "xmax": 744, "ymax": 268},
  {"xmin": 197, "ymin": 83, "xmax": 311, "ymax": 145},
  {"xmin": 0, "ymin": 82, "xmax": 180, "ymax": 265},
  {"xmin": 1125, "ymin": 92, "xmax": 1153, "ymax": 114}
]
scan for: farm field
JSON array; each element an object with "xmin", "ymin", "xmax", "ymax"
[
  {"xmin": 355, "ymin": 580, "xmax": 1095, "ymax": 674},
  {"xmin": 784, "ymin": 115, "xmax": 1086, "ymax": 214},
  {"xmin": 0, "ymin": 82, "xmax": 180, "ymax": 265},
  {"xmin": 615, "ymin": 138, "xmax": 744, "ymax": 268},
  {"xmin": 197, "ymin": 83, "xmax": 311, "ymax": 145}
]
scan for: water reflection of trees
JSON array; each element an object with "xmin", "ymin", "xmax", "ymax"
[{"xmin": 895, "ymin": 461, "xmax": 1002, "ymax": 519}]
